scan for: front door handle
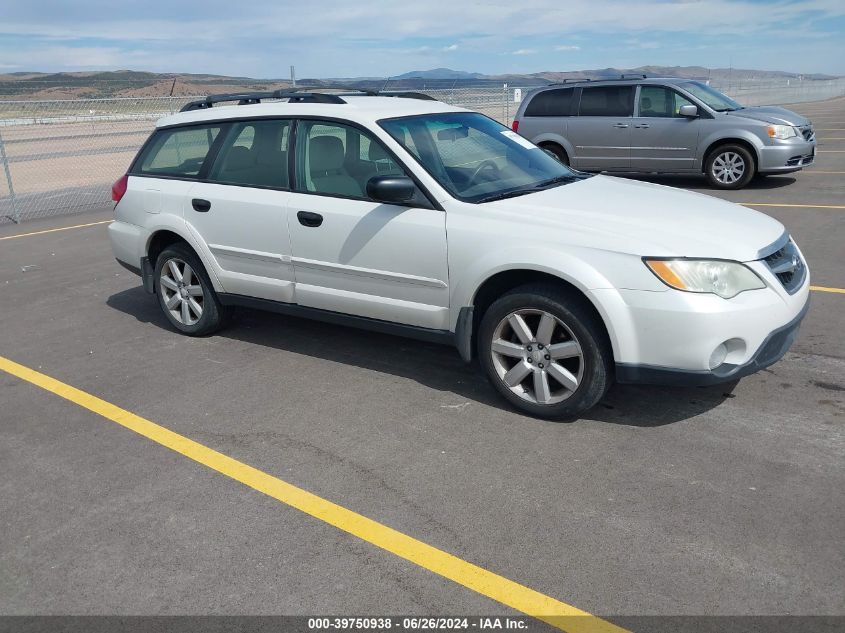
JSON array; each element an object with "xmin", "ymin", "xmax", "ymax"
[
  {"xmin": 612, "ymin": 123, "xmax": 629, "ymax": 129},
  {"xmin": 192, "ymin": 198, "xmax": 211, "ymax": 212},
  {"xmin": 297, "ymin": 211, "xmax": 323, "ymax": 228}
]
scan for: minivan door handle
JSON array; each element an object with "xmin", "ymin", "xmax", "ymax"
[
  {"xmin": 612, "ymin": 123, "xmax": 629, "ymax": 129},
  {"xmin": 634, "ymin": 123, "xmax": 651, "ymax": 129},
  {"xmin": 297, "ymin": 211, "xmax": 324, "ymax": 228},
  {"xmin": 192, "ymin": 198, "xmax": 211, "ymax": 212}
]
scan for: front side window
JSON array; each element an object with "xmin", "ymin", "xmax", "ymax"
[
  {"xmin": 524, "ymin": 88, "xmax": 574, "ymax": 117},
  {"xmin": 638, "ymin": 86, "xmax": 695, "ymax": 118},
  {"xmin": 578, "ymin": 86, "xmax": 634, "ymax": 117},
  {"xmin": 209, "ymin": 119, "xmax": 290, "ymax": 188},
  {"xmin": 295, "ymin": 120, "xmax": 406, "ymax": 199},
  {"xmin": 380, "ymin": 112, "xmax": 582, "ymax": 203},
  {"xmin": 680, "ymin": 81, "xmax": 744, "ymax": 112},
  {"xmin": 137, "ymin": 125, "xmax": 221, "ymax": 177}
]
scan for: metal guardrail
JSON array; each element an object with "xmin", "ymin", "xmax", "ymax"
[{"xmin": 1, "ymin": 79, "xmax": 844, "ymax": 223}]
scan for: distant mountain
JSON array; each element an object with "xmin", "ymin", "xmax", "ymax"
[
  {"xmin": 0, "ymin": 66, "xmax": 838, "ymax": 99},
  {"xmin": 392, "ymin": 68, "xmax": 486, "ymax": 80}
]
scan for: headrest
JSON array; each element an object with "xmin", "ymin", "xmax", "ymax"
[
  {"xmin": 368, "ymin": 141, "xmax": 390, "ymax": 162},
  {"xmin": 310, "ymin": 136, "xmax": 345, "ymax": 172},
  {"xmin": 223, "ymin": 146, "xmax": 255, "ymax": 171},
  {"xmin": 641, "ymin": 97, "xmax": 652, "ymax": 110}
]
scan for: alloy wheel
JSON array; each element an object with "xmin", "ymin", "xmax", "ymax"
[
  {"xmin": 490, "ymin": 309, "xmax": 584, "ymax": 405},
  {"xmin": 159, "ymin": 258, "xmax": 204, "ymax": 326},
  {"xmin": 712, "ymin": 151, "xmax": 746, "ymax": 184}
]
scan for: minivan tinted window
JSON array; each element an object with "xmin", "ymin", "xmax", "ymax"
[
  {"xmin": 209, "ymin": 120, "xmax": 291, "ymax": 188},
  {"xmin": 137, "ymin": 125, "xmax": 221, "ymax": 177},
  {"xmin": 578, "ymin": 86, "xmax": 634, "ymax": 117},
  {"xmin": 524, "ymin": 88, "xmax": 574, "ymax": 117}
]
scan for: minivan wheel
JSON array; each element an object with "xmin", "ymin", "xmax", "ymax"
[
  {"xmin": 540, "ymin": 142, "xmax": 570, "ymax": 166},
  {"xmin": 477, "ymin": 283, "xmax": 612, "ymax": 419},
  {"xmin": 705, "ymin": 144, "xmax": 755, "ymax": 189},
  {"xmin": 154, "ymin": 243, "xmax": 228, "ymax": 336}
]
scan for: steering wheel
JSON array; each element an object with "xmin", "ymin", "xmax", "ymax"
[{"xmin": 470, "ymin": 160, "xmax": 500, "ymax": 183}]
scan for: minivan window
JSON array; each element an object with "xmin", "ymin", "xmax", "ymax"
[
  {"xmin": 680, "ymin": 81, "xmax": 743, "ymax": 112},
  {"xmin": 578, "ymin": 86, "xmax": 634, "ymax": 117},
  {"xmin": 638, "ymin": 86, "xmax": 695, "ymax": 118},
  {"xmin": 209, "ymin": 119, "xmax": 291, "ymax": 188},
  {"xmin": 524, "ymin": 88, "xmax": 574, "ymax": 117},
  {"xmin": 137, "ymin": 125, "xmax": 221, "ymax": 177}
]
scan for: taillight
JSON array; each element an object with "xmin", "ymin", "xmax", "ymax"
[
  {"xmin": 111, "ymin": 174, "xmax": 128, "ymax": 204},
  {"xmin": 511, "ymin": 120, "xmax": 519, "ymax": 133}
]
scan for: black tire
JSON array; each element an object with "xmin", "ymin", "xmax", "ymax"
[
  {"xmin": 540, "ymin": 142, "xmax": 570, "ymax": 166},
  {"xmin": 477, "ymin": 283, "xmax": 613, "ymax": 419},
  {"xmin": 705, "ymin": 143, "xmax": 755, "ymax": 190},
  {"xmin": 154, "ymin": 242, "xmax": 229, "ymax": 336}
]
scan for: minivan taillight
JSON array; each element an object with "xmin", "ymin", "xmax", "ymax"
[
  {"xmin": 111, "ymin": 174, "xmax": 128, "ymax": 204},
  {"xmin": 511, "ymin": 120, "xmax": 519, "ymax": 133}
]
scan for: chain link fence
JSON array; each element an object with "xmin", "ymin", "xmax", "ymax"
[{"xmin": 1, "ymin": 78, "xmax": 844, "ymax": 224}]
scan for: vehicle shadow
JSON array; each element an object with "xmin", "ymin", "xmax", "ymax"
[
  {"xmin": 615, "ymin": 173, "xmax": 798, "ymax": 190},
  {"xmin": 107, "ymin": 287, "xmax": 737, "ymax": 428}
]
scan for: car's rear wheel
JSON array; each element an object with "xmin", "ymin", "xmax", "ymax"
[
  {"xmin": 540, "ymin": 142, "xmax": 570, "ymax": 166},
  {"xmin": 705, "ymin": 144, "xmax": 755, "ymax": 189},
  {"xmin": 154, "ymin": 243, "xmax": 228, "ymax": 336},
  {"xmin": 477, "ymin": 283, "xmax": 612, "ymax": 419}
]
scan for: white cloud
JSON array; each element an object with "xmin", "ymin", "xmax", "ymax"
[
  {"xmin": 442, "ymin": 44, "xmax": 459, "ymax": 51},
  {"xmin": 555, "ymin": 45, "xmax": 581, "ymax": 51},
  {"xmin": 511, "ymin": 49, "xmax": 537, "ymax": 56}
]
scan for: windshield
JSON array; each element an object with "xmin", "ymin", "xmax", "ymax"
[
  {"xmin": 379, "ymin": 112, "xmax": 582, "ymax": 203},
  {"xmin": 680, "ymin": 81, "xmax": 744, "ymax": 112}
]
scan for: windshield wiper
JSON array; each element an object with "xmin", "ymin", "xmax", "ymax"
[
  {"xmin": 475, "ymin": 188, "xmax": 537, "ymax": 203},
  {"xmin": 531, "ymin": 175, "xmax": 578, "ymax": 189}
]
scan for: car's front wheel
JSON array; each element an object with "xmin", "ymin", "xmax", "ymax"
[
  {"xmin": 477, "ymin": 284, "xmax": 612, "ymax": 419},
  {"xmin": 154, "ymin": 243, "xmax": 229, "ymax": 336},
  {"xmin": 705, "ymin": 144, "xmax": 755, "ymax": 189}
]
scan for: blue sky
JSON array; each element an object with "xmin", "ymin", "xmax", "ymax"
[{"xmin": 1, "ymin": 0, "xmax": 844, "ymax": 77}]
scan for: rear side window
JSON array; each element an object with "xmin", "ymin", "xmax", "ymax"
[
  {"xmin": 209, "ymin": 119, "xmax": 291, "ymax": 188},
  {"xmin": 578, "ymin": 86, "xmax": 634, "ymax": 117},
  {"xmin": 136, "ymin": 125, "xmax": 221, "ymax": 177},
  {"xmin": 524, "ymin": 89, "xmax": 574, "ymax": 117}
]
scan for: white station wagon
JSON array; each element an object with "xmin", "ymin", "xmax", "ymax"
[{"xmin": 109, "ymin": 89, "xmax": 810, "ymax": 418}]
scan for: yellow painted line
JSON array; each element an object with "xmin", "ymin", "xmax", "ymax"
[
  {"xmin": 817, "ymin": 150, "xmax": 845, "ymax": 153},
  {"xmin": 811, "ymin": 285, "xmax": 845, "ymax": 294},
  {"xmin": 0, "ymin": 355, "xmax": 625, "ymax": 633},
  {"xmin": 0, "ymin": 220, "xmax": 112, "ymax": 241},
  {"xmin": 742, "ymin": 203, "xmax": 845, "ymax": 209}
]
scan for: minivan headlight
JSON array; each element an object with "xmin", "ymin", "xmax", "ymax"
[
  {"xmin": 644, "ymin": 259, "xmax": 766, "ymax": 299},
  {"xmin": 767, "ymin": 124, "xmax": 798, "ymax": 140}
]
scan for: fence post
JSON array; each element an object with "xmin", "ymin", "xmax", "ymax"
[{"xmin": 0, "ymin": 129, "xmax": 19, "ymax": 224}]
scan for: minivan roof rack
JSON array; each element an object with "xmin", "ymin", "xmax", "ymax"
[
  {"xmin": 550, "ymin": 78, "xmax": 591, "ymax": 85},
  {"xmin": 180, "ymin": 89, "xmax": 437, "ymax": 112}
]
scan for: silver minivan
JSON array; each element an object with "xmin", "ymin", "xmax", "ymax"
[{"xmin": 512, "ymin": 77, "xmax": 816, "ymax": 189}]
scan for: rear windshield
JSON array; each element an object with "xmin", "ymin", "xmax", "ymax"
[
  {"xmin": 134, "ymin": 125, "xmax": 221, "ymax": 177},
  {"xmin": 524, "ymin": 88, "xmax": 574, "ymax": 117}
]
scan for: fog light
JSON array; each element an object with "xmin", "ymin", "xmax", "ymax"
[{"xmin": 709, "ymin": 344, "xmax": 728, "ymax": 370}]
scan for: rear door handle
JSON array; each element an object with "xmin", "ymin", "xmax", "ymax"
[
  {"xmin": 192, "ymin": 198, "xmax": 211, "ymax": 212},
  {"xmin": 634, "ymin": 123, "xmax": 651, "ymax": 129},
  {"xmin": 297, "ymin": 211, "xmax": 323, "ymax": 228},
  {"xmin": 612, "ymin": 123, "xmax": 629, "ymax": 129}
]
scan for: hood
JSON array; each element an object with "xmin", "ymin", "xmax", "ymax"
[
  {"xmin": 486, "ymin": 175, "xmax": 785, "ymax": 261},
  {"xmin": 726, "ymin": 105, "xmax": 811, "ymax": 127}
]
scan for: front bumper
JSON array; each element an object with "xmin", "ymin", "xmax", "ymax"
[
  {"xmin": 758, "ymin": 138, "xmax": 816, "ymax": 174},
  {"xmin": 615, "ymin": 298, "xmax": 809, "ymax": 386}
]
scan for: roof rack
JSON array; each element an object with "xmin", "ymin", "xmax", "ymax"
[
  {"xmin": 550, "ymin": 78, "xmax": 592, "ymax": 85},
  {"xmin": 180, "ymin": 88, "xmax": 436, "ymax": 112}
]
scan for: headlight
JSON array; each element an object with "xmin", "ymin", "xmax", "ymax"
[
  {"xmin": 767, "ymin": 124, "xmax": 798, "ymax": 140},
  {"xmin": 644, "ymin": 259, "xmax": 766, "ymax": 299}
]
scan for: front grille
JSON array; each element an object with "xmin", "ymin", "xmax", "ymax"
[
  {"xmin": 762, "ymin": 238, "xmax": 806, "ymax": 294},
  {"xmin": 799, "ymin": 125, "xmax": 815, "ymax": 142}
]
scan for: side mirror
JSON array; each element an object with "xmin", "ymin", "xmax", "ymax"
[
  {"xmin": 678, "ymin": 104, "xmax": 699, "ymax": 118},
  {"xmin": 366, "ymin": 175, "xmax": 416, "ymax": 204}
]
